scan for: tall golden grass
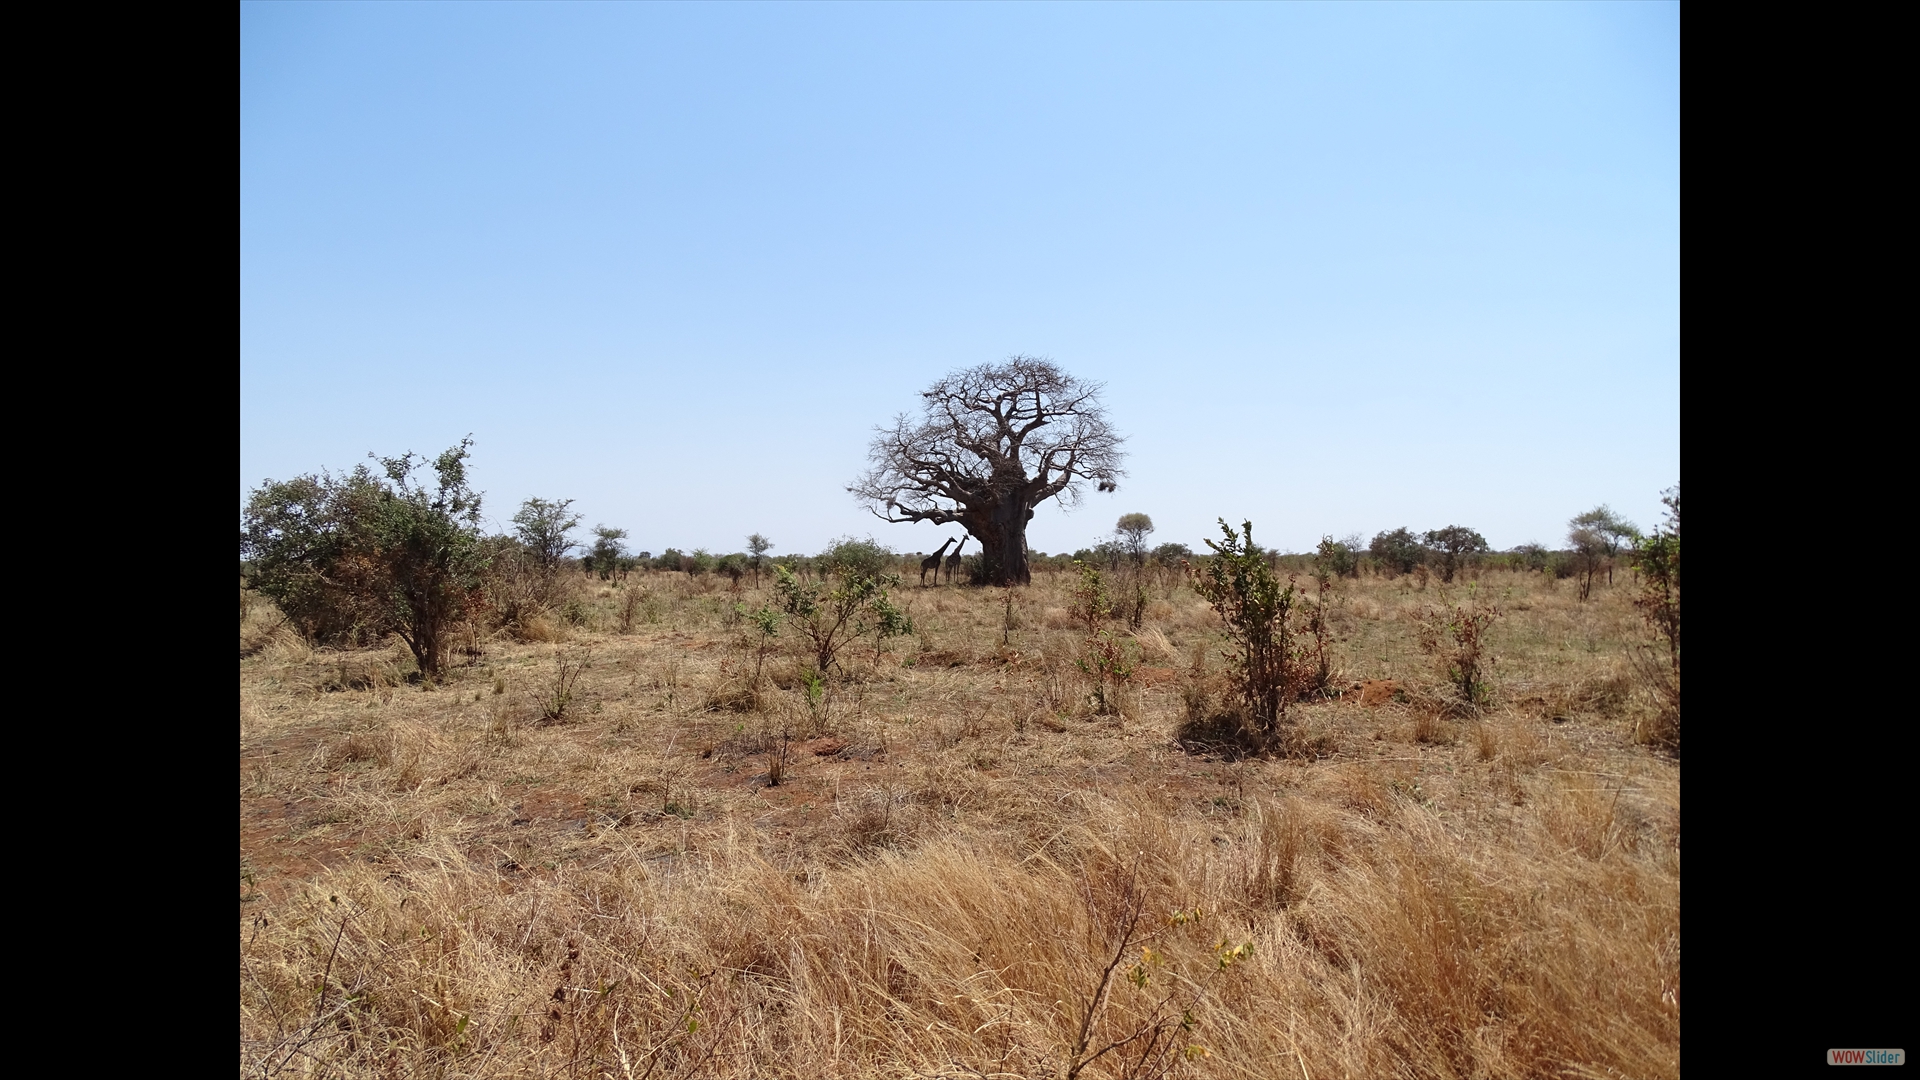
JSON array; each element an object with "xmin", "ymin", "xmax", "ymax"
[{"xmin": 241, "ymin": 564, "xmax": 1677, "ymax": 1078}]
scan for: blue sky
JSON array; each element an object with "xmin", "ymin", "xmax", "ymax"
[{"xmin": 241, "ymin": 2, "xmax": 1678, "ymax": 558}]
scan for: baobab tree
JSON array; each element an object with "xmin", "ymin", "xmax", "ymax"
[{"xmin": 850, "ymin": 356, "xmax": 1125, "ymax": 586}]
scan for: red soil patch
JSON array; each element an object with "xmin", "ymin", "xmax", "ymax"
[{"xmin": 1346, "ymin": 680, "xmax": 1403, "ymax": 707}]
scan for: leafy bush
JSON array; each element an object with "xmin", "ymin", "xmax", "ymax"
[
  {"xmin": 773, "ymin": 552, "xmax": 911, "ymax": 677},
  {"xmin": 240, "ymin": 439, "xmax": 491, "ymax": 679},
  {"xmin": 1315, "ymin": 536, "xmax": 1359, "ymax": 581},
  {"xmin": 1628, "ymin": 485, "xmax": 1680, "ymax": 750},
  {"xmin": 1416, "ymin": 589, "xmax": 1501, "ymax": 713},
  {"xmin": 1510, "ymin": 543, "xmax": 1549, "ymax": 573},
  {"xmin": 1368, "ymin": 527, "xmax": 1429, "ymax": 577},
  {"xmin": 1150, "ymin": 542, "xmax": 1193, "ymax": 567},
  {"xmin": 1422, "ymin": 525, "xmax": 1489, "ymax": 584},
  {"xmin": 240, "ymin": 470, "xmax": 391, "ymax": 647},
  {"xmin": 817, "ymin": 536, "xmax": 894, "ymax": 580},
  {"xmin": 1187, "ymin": 520, "xmax": 1301, "ymax": 751},
  {"xmin": 1070, "ymin": 559, "xmax": 1113, "ymax": 635},
  {"xmin": 1069, "ymin": 559, "xmax": 1136, "ymax": 714}
]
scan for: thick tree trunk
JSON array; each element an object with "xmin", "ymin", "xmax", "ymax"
[{"xmin": 961, "ymin": 496, "xmax": 1034, "ymax": 586}]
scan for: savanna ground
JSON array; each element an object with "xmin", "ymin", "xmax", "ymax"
[{"xmin": 240, "ymin": 561, "xmax": 1678, "ymax": 1080}]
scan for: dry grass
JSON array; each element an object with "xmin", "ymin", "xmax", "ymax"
[{"xmin": 241, "ymin": 566, "xmax": 1678, "ymax": 1079}]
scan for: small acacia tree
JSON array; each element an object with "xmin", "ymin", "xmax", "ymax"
[
  {"xmin": 1114, "ymin": 513, "xmax": 1155, "ymax": 564},
  {"xmin": 1189, "ymin": 520, "xmax": 1298, "ymax": 750},
  {"xmin": 1566, "ymin": 513, "xmax": 1611, "ymax": 601},
  {"xmin": 589, "ymin": 526, "xmax": 629, "ymax": 582},
  {"xmin": 512, "ymin": 497, "xmax": 582, "ymax": 572},
  {"xmin": 1423, "ymin": 525, "xmax": 1490, "ymax": 584},
  {"xmin": 746, "ymin": 533, "xmax": 773, "ymax": 587},
  {"xmin": 1569, "ymin": 505, "xmax": 1640, "ymax": 589},
  {"xmin": 240, "ymin": 438, "xmax": 491, "ymax": 680}
]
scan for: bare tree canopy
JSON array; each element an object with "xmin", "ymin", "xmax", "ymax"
[{"xmin": 850, "ymin": 356, "xmax": 1125, "ymax": 585}]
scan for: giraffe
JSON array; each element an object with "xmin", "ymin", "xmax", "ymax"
[
  {"xmin": 945, "ymin": 536, "xmax": 968, "ymax": 585},
  {"xmin": 920, "ymin": 537, "xmax": 956, "ymax": 586}
]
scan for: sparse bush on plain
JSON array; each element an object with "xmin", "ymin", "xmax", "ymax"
[
  {"xmin": 537, "ymin": 649, "xmax": 590, "ymax": 724},
  {"xmin": 817, "ymin": 536, "xmax": 893, "ymax": 581},
  {"xmin": 1187, "ymin": 519, "xmax": 1303, "ymax": 752},
  {"xmin": 714, "ymin": 552, "xmax": 748, "ymax": 589},
  {"xmin": 1150, "ymin": 542, "xmax": 1192, "ymax": 567},
  {"xmin": 773, "ymin": 541, "xmax": 910, "ymax": 677},
  {"xmin": 240, "ymin": 438, "xmax": 490, "ymax": 680},
  {"xmin": 1512, "ymin": 542, "xmax": 1549, "ymax": 573},
  {"xmin": 1416, "ymin": 587, "xmax": 1501, "ymax": 713},
  {"xmin": 615, "ymin": 585, "xmax": 648, "ymax": 634}
]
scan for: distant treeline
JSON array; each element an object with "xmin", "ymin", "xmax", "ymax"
[
  {"xmin": 240, "ymin": 437, "xmax": 1669, "ymax": 680},
  {"xmin": 565, "ymin": 531, "xmax": 1597, "ymax": 584}
]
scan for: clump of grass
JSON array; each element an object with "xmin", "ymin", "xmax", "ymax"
[{"xmin": 536, "ymin": 649, "xmax": 589, "ymax": 725}]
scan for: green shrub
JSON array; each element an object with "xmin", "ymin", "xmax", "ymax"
[
  {"xmin": 817, "ymin": 537, "xmax": 893, "ymax": 580},
  {"xmin": 1422, "ymin": 525, "xmax": 1489, "ymax": 584},
  {"xmin": 1368, "ymin": 527, "xmax": 1429, "ymax": 577},
  {"xmin": 1510, "ymin": 543, "xmax": 1548, "ymax": 573},
  {"xmin": 1151, "ymin": 542, "xmax": 1193, "ymax": 567},
  {"xmin": 240, "ymin": 439, "xmax": 491, "ymax": 679},
  {"xmin": 1628, "ymin": 485, "xmax": 1680, "ymax": 749},
  {"xmin": 773, "ymin": 552, "xmax": 910, "ymax": 677},
  {"xmin": 1187, "ymin": 520, "xmax": 1299, "ymax": 751},
  {"xmin": 1315, "ymin": 536, "xmax": 1359, "ymax": 581},
  {"xmin": 1415, "ymin": 589, "xmax": 1501, "ymax": 713}
]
